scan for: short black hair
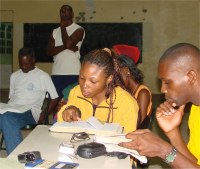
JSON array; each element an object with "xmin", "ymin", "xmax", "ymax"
[
  {"xmin": 160, "ymin": 43, "xmax": 199, "ymax": 62},
  {"xmin": 60, "ymin": 5, "xmax": 73, "ymax": 13},
  {"xmin": 18, "ymin": 47, "xmax": 35, "ymax": 59}
]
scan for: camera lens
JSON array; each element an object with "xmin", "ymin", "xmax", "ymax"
[{"xmin": 26, "ymin": 153, "xmax": 35, "ymax": 161}]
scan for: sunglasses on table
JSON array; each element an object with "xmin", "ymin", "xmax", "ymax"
[{"xmin": 70, "ymin": 132, "xmax": 90, "ymax": 143}]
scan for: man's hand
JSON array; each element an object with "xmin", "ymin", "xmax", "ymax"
[
  {"xmin": 119, "ymin": 129, "xmax": 172, "ymax": 158},
  {"xmin": 60, "ymin": 20, "xmax": 68, "ymax": 28},
  {"xmin": 156, "ymin": 101, "xmax": 185, "ymax": 133}
]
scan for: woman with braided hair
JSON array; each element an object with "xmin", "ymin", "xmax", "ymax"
[
  {"xmin": 117, "ymin": 54, "xmax": 152, "ymax": 128},
  {"xmin": 57, "ymin": 48, "xmax": 139, "ymax": 133}
]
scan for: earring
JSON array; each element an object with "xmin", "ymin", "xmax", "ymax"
[{"xmin": 105, "ymin": 83, "xmax": 110, "ymax": 98}]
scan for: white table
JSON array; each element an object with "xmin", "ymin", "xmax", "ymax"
[{"xmin": 8, "ymin": 125, "xmax": 132, "ymax": 169}]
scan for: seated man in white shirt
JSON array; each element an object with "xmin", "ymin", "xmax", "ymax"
[{"xmin": 0, "ymin": 47, "xmax": 58, "ymax": 155}]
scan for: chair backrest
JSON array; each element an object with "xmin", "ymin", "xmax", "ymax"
[
  {"xmin": 137, "ymin": 115, "xmax": 151, "ymax": 129},
  {"xmin": 40, "ymin": 91, "xmax": 51, "ymax": 125},
  {"xmin": 23, "ymin": 91, "xmax": 51, "ymax": 129},
  {"xmin": 137, "ymin": 108, "xmax": 155, "ymax": 130}
]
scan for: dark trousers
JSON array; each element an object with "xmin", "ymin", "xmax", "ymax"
[{"xmin": 51, "ymin": 75, "xmax": 79, "ymax": 98}]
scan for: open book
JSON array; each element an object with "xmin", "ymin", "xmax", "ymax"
[
  {"xmin": 94, "ymin": 135, "xmax": 147, "ymax": 164},
  {"xmin": 49, "ymin": 117, "xmax": 123, "ymax": 136},
  {"xmin": 0, "ymin": 102, "xmax": 30, "ymax": 114}
]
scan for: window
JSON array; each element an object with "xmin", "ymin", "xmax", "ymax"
[{"xmin": 0, "ymin": 23, "xmax": 13, "ymax": 55}]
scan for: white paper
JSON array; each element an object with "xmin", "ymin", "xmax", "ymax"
[
  {"xmin": 94, "ymin": 135, "xmax": 147, "ymax": 163},
  {"xmin": 94, "ymin": 135, "xmax": 131, "ymax": 144},
  {"xmin": 87, "ymin": 116, "xmax": 104, "ymax": 129},
  {"xmin": 105, "ymin": 143, "xmax": 147, "ymax": 163}
]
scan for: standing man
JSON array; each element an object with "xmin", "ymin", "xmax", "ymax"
[
  {"xmin": 0, "ymin": 47, "xmax": 58, "ymax": 154},
  {"xmin": 119, "ymin": 43, "xmax": 200, "ymax": 168},
  {"xmin": 47, "ymin": 5, "xmax": 85, "ymax": 98}
]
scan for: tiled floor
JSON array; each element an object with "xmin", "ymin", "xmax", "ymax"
[{"xmin": 0, "ymin": 90, "xmax": 190, "ymax": 168}]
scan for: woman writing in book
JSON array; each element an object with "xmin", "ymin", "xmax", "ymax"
[{"xmin": 57, "ymin": 48, "xmax": 139, "ymax": 133}]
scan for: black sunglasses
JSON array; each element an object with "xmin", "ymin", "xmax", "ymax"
[{"xmin": 70, "ymin": 132, "xmax": 90, "ymax": 143}]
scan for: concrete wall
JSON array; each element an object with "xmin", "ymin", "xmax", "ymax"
[{"xmin": 1, "ymin": 0, "xmax": 199, "ymax": 93}]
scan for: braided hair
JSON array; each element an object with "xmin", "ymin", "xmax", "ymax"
[
  {"xmin": 81, "ymin": 48, "xmax": 125, "ymax": 123},
  {"xmin": 117, "ymin": 54, "xmax": 144, "ymax": 84}
]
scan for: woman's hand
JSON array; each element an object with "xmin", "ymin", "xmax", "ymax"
[{"xmin": 62, "ymin": 105, "xmax": 81, "ymax": 122}]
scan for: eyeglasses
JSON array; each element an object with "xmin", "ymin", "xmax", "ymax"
[{"xmin": 70, "ymin": 132, "xmax": 90, "ymax": 143}]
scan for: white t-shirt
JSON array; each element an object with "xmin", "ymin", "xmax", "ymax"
[
  {"xmin": 51, "ymin": 23, "xmax": 85, "ymax": 75},
  {"xmin": 8, "ymin": 67, "xmax": 58, "ymax": 122}
]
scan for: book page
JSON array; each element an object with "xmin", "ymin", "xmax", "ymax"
[
  {"xmin": 52, "ymin": 121, "xmax": 94, "ymax": 129},
  {"xmin": 94, "ymin": 135, "xmax": 131, "ymax": 144},
  {"xmin": 104, "ymin": 143, "xmax": 147, "ymax": 164},
  {"xmin": 87, "ymin": 117, "xmax": 123, "ymax": 134},
  {"xmin": 49, "ymin": 117, "xmax": 123, "ymax": 136},
  {"xmin": 49, "ymin": 121, "xmax": 97, "ymax": 134},
  {"xmin": 94, "ymin": 135, "xmax": 147, "ymax": 163},
  {"xmin": 87, "ymin": 116, "xmax": 104, "ymax": 129},
  {"xmin": 103, "ymin": 123, "xmax": 122, "ymax": 133}
]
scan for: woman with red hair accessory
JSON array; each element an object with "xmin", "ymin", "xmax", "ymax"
[{"xmin": 112, "ymin": 44, "xmax": 140, "ymax": 64}]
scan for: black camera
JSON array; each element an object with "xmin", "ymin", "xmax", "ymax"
[{"xmin": 18, "ymin": 151, "xmax": 42, "ymax": 163}]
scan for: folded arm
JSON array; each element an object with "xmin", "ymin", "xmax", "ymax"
[{"xmin": 47, "ymin": 27, "xmax": 84, "ymax": 56}]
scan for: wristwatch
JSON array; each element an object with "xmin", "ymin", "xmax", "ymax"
[{"xmin": 164, "ymin": 146, "xmax": 177, "ymax": 164}]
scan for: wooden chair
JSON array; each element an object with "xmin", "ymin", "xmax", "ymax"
[{"xmin": 0, "ymin": 91, "xmax": 51, "ymax": 152}]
